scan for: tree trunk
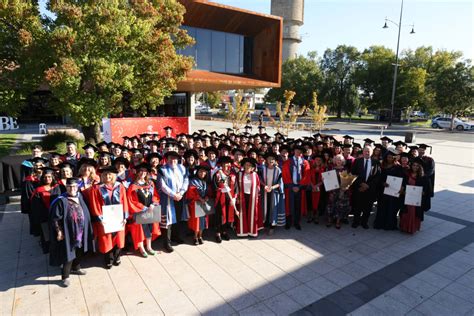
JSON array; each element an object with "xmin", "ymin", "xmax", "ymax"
[{"xmin": 82, "ymin": 122, "xmax": 101, "ymax": 143}]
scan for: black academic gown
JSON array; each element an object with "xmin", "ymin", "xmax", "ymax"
[
  {"xmin": 399, "ymin": 175, "xmax": 432, "ymax": 222},
  {"xmin": 49, "ymin": 194, "xmax": 95, "ymax": 266}
]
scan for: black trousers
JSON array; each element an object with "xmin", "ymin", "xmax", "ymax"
[
  {"xmin": 105, "ymin": 246, "xmax": 121, "ymax": 265},
  {"xmin": 215, "ymin": 196, "xmax": 231, "ymax": 234},
  {"xmin": 287, "ymin": 190, "xmax": 302, "ymax": 225},
  {"xmin": 352, "ymin": 191, "xmax": 374, "ymax": 225},
  {"xmin": 264, "ymin": 192, "xmax": 275, "ymax": 228},
  {"xmin": 62, "ymin": 248, "xmax": 83, "ymax": 279}
]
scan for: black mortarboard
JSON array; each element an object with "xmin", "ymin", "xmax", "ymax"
[
  {"xmin": 241, "ymin": 158, "xmax": 258, "ymax": 168},
  {"xmin": 96, "ymin": 141, "xmax": 108, "ymax": 148},
  {"xmin": 363, "ymin": 138, "xmax": 375, "ymax": 144},
  {"xmin": 244, "ymin": 125, "xmax": 252, "ymax": 129},
  {"xmin": 293, "ymin": 145, "xmax": 306, "ymax": 153},
  {"xmin": 409, "ymin": 145, "xmax": 419, "ymax": 151},
  {"xmin": 400, "ymin": 152, "xmax": 410, "ymax": 159},
  {"xmin": 82, "ymin": 144, "xmax": 98, "ymax": 151},
  {"xmin": 77, "ymin": 158, "xmax": 98, "ymax": 169},
  {"xmin": 40, "ymin": 167, "xmax": 56, "ymax": 174},
  {"xmin": 374, "ymin": 144, "xmax": 384, "ymax": 149},
  {"xmin": 113, "ymin": 157, "xmax": 130, "ymax": 168},
  {"xmin": 217, "ymin": 156, "xmax": 233, "ymax": 165},
  {"xmin": 98, "ymin": 151, "xmax": 112, "ymax": 158},
  {"xmin": 32, "ymin": 157, "xmax": 48, "ymax": 164},
  {"xmin": 101, "ymin": 166, "xmax": 118, "ymax": 174},
  {"xmin": 218, "ymin": 143, "xmax": 231, "ymax": 151},
  {"xmin": 66, "ymin": 177, "xmax": 80, "ymax": 186},
  {"xmin": 412, "ymin": 157, "xmax": 425, "ymax": 167},
  {"xmin": 280, "ymin": 145, "xmax": 291, "ymax": 152},
  {"xmin": 343, "ymin": 144, "xmax": 353, "ymax": 149},
  {"xmin": 135, "ymin": 163, "xmax": 152, "ymax": 172},
  {"xmin": 49, "ymin": 152, "xmax": 62, "ymax": 158},
  {"xmin": 393, "ymin": 141, "xmax": 407, "ymax": 148},
  {"xmin": 226, "ymin": 128, "xmax": 234, "ymax": 131},
  {"xmin": 264, "ymin": 152, "xmax": 279, "ymax": 160},
  {"xmin": 164, "ymin": 151, "xmax": 180, "ymax": 159},
  {"xmin": 58, "ymin": 161, "xmax": 73, "ymax": 170},
  {"xmin": 146, "ymin": 152, "xmax": 162, "ymax": 161},
  {"xmin": 417, "ymin": 143, "xmax": 432, "ymax": 154},
  {"xmin": 258, "ymin": 125, "xmax": 266, "ymax": 130},
  {"xmin": 380, "ymin": 136, "xmax": 393, "ymax": 143},
  {"xmin": 183, "ymin": 149, "xmax": 199, "ymax": 160},
  {"xmin": 352, "ymin": 142, "xmax": 362, "ymax": 148},
  {"xmin": 342, "ymin": 135, "xmax": 354, "ymax": 140},
  {"xmin": 164, "ymin": 126, "xmax": 173, "ymax": 131},
  {"xmin": 205, "ymin": 146, "xmax": 219, "ymax": 155},
  {"xmin": 66, "ymin": 141, "xmax": 76, "ymax": 146}
]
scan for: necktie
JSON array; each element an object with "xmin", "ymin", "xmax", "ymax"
[
  {"xmin": 296, "ymin": 159, "xmax": 301, "ymax": 183},
  {"xmin": 364, "ymin": 159, "xmax": 368, "ymax": 181}
]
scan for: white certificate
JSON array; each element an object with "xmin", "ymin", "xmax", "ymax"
[
  {"xmin": 404, "ymin": 185, "xmax": 423, "ymax": 207},
  {"xmin": 102, "ymin": 204, "xmax": 125, "ymax": 234},
  {"xmin": 322, "ymin": 170, "xmax": 340, "ymax": 191},
  {"xmin": 384, "ymin": 176, "xmax": 403, "ymax": 197}
]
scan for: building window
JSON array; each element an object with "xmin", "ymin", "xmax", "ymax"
[{"xmin": 178, "ymin": 26, "xmax": 250, "ymax": 75}]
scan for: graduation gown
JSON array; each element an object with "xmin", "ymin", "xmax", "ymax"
[
  {"xmin": 30, "ymin": 184, "xmax": 62, "ymax": 229},
  {"xmin": 49, "ymin": 193, "xmax": 95, "ymax": 266},
  {"xmin": 126, "ymin": 182, "xmax": 161, "ymax": 249},
  {"xmin": 185, "ymin": 179, "xmax": 210, "ymax": 233},
  {"xmin": 159, "ymin": 164, "xmax": 189, "ymax": 227},
  {"xmin": 259, "ymin": 165, "xmax": 285, "ymax": 227},
  {"xmin": 236, "ymin": 171, "xmax": 261, "ymax": 237},
  {"xmin": 89, "ymin": 182, "xmax": 129, "ymax": 253},
  {"xmin": 213, "ymin": 169, "xmax": 237, "ymax": 224},
  {"xmin": 282, "ymin": 157, "xmax": 311, "ymax": 216}
]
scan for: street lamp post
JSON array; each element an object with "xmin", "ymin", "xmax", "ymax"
[{"xmin": 383, "ymin": 0, "xmax": 415, "ymax": 127}]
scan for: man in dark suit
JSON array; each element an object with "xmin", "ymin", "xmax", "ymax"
[{"xmin": 351, "ymin": 146, "xmax": 381, "ymax": 229}]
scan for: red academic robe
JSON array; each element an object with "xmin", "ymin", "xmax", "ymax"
[
  {"xmin": 89, "ymin": 183, "xmax": 129, "ymax": 253},
  {"xmin": 126, "ymin": 182, "xmax": 161, "ymax": 250},
  {"xmin": 282, "ymin": 158, "xmax": 311, "ymax": 216},
  {"xmin": 236, "ymin": 171, "xmax": 261, "ymax": 237},
  {"xmin": 309, "ymin": 165, "xmax": 325, "ymax": 213},
  {"xmin": 186, "ymin": 186, "xmax": 209, "ymax": 233},
  {"xmin": 213, "ymin": 170, "xmax": 237, "ymax": 224}
]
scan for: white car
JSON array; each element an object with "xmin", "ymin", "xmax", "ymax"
[
  {"xmin": 195, "ymin": 104, "xmax": 211, "ymax": 114},
  {"xmin": 431, "ymin": 117, "xmax": 474, "ymax": 131}
]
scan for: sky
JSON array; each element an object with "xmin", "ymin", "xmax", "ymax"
[
  {"xmin": 38, "ymin": 0, "xmax": 473, "ymax": 61},
  {"xmin": 214, "ymin": 0, "xmax": 473, "ymax": 61}
]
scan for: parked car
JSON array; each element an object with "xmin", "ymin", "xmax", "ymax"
[
  {"xmin": 195, "ymin": 104, "xmax": 211, "ymax": 114},
  {"xmin": 431, "ymin": 117, "xmax": 474, "ymax": 130}
]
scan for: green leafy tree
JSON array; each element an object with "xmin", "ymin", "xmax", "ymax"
[
  {"xmin": 44, "ymin": 0, "xmax": 194, "ymax": 141},
  {"xmin": 319, "ymin": 45, "xmax": 359, "ymax": 118},
  {"xmin": 0, "ymin": 1, "xmax": 48, "ymax": 116},
  {"xmin": 225, "ymin": 91, "xmax": 248, "ymax": 130},
  {"xmin": 266, "ymin": 52, "xmax": 323, "ymax": 107},
  {"xmin": 431, "ymin": 61, "xmax": 473, "ymax": 129},
  {"xmin": 202, "ymin": 91, "xmax": 223, "ymax": 109}
]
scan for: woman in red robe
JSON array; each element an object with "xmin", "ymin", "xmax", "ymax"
[
  {"xmin": 236, "ymin": 158, "xmax": 261, "ymax": 237},
  {"xmin": 126, "ymin": 163, "xmax": 161, "ymax": 257},
  {"xmin": 212, "ymin": 156, "xmax": 237, "ymax": 243},
  {"xmin": 308, "ymin": 155, "xmax": 325, "ymax": 224},
  {"xmin": 186, "ymin": 165, "xmax": 211, "ymax": 245},
  {"xmin": 89, "ymin": 166, "xmax": 129, "ymax": 268}
]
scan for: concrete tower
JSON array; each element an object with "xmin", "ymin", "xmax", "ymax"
[{"xmin": 271, "ymin": 0, "xmax": 304, "ymax": 61}]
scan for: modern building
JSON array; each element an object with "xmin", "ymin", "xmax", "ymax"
[
  {"xmin": 271, "ymin": 0, "xmax": 304, "ymax": 61},
  {"xmin": 20, "ymin": 0, "xmax": 283, "ymax": 122}
]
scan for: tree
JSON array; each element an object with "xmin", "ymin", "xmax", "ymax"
[
  {"xmin": 308, "ymin": 92, "xmax": 327, "ymax": 133},
  {"xmin": 355, "ymin": 46, "xmax": 395, "ymax": 112},
  {"xmin": 44, "ymin": 0, "xmax": 194, "ymax": 142},
  {"xmin": 319, "ymin": 45, "xmax": 359, "ymax": 118},
  {"xmin": 431, "ymin": 61, "xmax": 473, "ymax": 129},
  {"xmin": 266, "ymin": 52, "xmax": 323, "ymax": 107},
  {"xmin": 225, "ymin": 91, "xmax": 249, "ymax": 131},
  {"xmin": 202, "ymin": 91, "xmax": 223, "ymax": 109},
  {"xmin": 0, "ymin": 1, "xmax": 48, "ymax": 116}
]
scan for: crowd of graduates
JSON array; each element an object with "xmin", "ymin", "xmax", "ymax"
[{"xmin": 19, "ymin": 125, "xmax": 435, "ymax": 287}]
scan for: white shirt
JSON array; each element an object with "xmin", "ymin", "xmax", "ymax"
[
  {"xmin": 266, "ymin": 168, "xmax": 275, "ymax": 187},
  {"xmin": 364, "ymin": 158, "xmax": 372, "ymax": 181},
  {"xmin": 292, "ymin": 157, "xmax": 303, "ymax": 184},
  {"xmin": 243, "ymin": 173, "xmax": 252, "ymax": 194}
]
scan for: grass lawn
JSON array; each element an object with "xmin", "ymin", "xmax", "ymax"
[{"xmin": 0, "ymin": 134, "xmax": 18, "ymax": 158}]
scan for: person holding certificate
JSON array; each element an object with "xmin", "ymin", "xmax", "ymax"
[
  {"xmin": 325, "ymin": 155, "xmax": 351, "ymax": 229},
  {"xmin": 127, "ymin": 163, "xmax": 161, "ymax": 257},
  {"xmin": 374, "ymin": 149, "xmax": 404, "ymax": 230},
  {"xmin": 89, "ymin": 166, "xmax": 129, "ymax": 269},
  {"xmin": 399, "ymin": 158, "xmax": 432, "ymax": 234},
  {"xmin": 186, "ymin": 165, "xmax": 211, "ymax": 245}
]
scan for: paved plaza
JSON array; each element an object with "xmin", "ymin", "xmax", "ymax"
[{"xmin": 1, "ymin": 119, "xmax": 473, "ymax": 315}]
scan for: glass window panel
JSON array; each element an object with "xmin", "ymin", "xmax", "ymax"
[
  {"xmin": 239, "ymin": 36, "xmax": 244, "ymax": 73},
  {"xmin": 211, "ymin": 31, "xmax": 226, "ymax": 72},
  {"xmin": 196, "ymin": 28, "xmax": 211, "ymax": 71},
  {"xmin": 225, "ymin": 33, "xmax": 240, "ymax": 74},
  {"xmin": 179, "ymin": 26, "xmax": 196, "ymax": 62}
]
